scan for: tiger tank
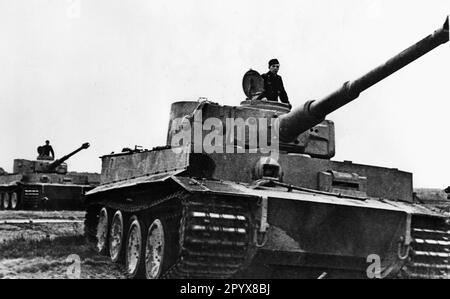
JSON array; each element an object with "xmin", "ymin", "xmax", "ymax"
[
  {"xmin": 85, "ymin": 17, "xmax": 450, "ymax": 279},
  {"xmin": 0, "ymin": 142, "xmax": 100, "ymax": 210}
]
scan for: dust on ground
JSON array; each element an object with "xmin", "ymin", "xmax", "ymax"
[{"xmin": 0, "ymin": 211, "xmax": 126, "ymax": 279}]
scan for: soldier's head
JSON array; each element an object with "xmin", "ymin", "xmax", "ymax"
[
  {"xmin": 268, "ymin": 58, "xmax": 280, "ymax": 75},
  {"xmin": 45, "ymin": 140, "xmax": 50, "ymax": 145}
]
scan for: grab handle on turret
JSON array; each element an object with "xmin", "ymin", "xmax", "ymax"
[{"xmin": 278, "ymin": 16, "xmax": 449, "ymax": 143}]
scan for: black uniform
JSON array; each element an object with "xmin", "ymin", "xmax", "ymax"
[
  {"xmin": 41, "ymin": 145, "xmax": 54, "ymax": 157},
  {"xmin": 261, "ymin": 72, "xmax": 290, "ymax": 105}
]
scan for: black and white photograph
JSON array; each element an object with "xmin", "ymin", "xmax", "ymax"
[{"xmin": 0, "ymin": 0, "xmax": 449, "ymax": 283}]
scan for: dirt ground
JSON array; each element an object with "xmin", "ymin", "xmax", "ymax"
[
  {"xmin": 0, "ymin": 210, "xmax": 85, "ymax": 221},
  {"xmin": 0, "ymin": 211, "xmax": 126, "ymax": 279}
]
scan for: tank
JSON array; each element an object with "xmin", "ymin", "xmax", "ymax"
[
  {"xmin": 85, "ymin": 17, "xmax": 450, "ymax": 279},
  {"xmin": 0, "ymin": 143, "xmax": 100, "ymax": 210}
]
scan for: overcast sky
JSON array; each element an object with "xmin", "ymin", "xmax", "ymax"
[{"xmin": 0, "ymin": 0, "xmax": 449, "ymax": 188}]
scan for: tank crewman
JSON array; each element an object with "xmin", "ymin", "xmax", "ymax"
[
  {"xmin": 37, "ymin": 140, "xmax": 55, "ymax": 160},
  {"xmin": 261, "ymin": 58, "xmax": 291, "ymax": 108}
]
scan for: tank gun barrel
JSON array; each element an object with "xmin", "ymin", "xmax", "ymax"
[
  {"xmin": 278, "ymin": 17, "xmax": 449, "ymax": 143},
  {"xmin": 46, "ymin": 142, "xmax": 90, "ymax": 171}
]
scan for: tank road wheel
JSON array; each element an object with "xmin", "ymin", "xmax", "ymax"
[
  {"xmin": 96, "ymin": 207, "xmax": 110, "ymax": 255},
  {"xmin": 3, "ymin": 193, "xmax": 10, "ymax": 210},
  {"xmin": 144, "ymin": 218, "xmax": 173, "ymax": 279},
  {"xmin": 109, "ymin": 210, "xmax": 125, "ymax": 263},
  {"xmin": 125, "ymin": 215, "xmax": 146, "ymax": 278},
  {"xmin": 10, "ymin": 192, "xmax": 19, "ymax": 210}
]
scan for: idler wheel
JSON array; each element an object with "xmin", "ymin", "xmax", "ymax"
[
  {"xmin": 10, "ymin": 192, "xmax": 18, "ymax": 210},
  {"xmin": 109, "ymin": 210, "xmax": 125, "ymax": 263},
  {"xmin": 96, "ymin": 207, "xmax": 109, "ymax": 255},
  {"xmin": 125, "ymin": 215, "xmax": 146, "ymax": 278},
  {"xmin": 145, "ymin": 218, "xmax": 171, "ymax": 279}
]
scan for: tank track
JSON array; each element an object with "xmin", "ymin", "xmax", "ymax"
[
  {"xmin": 163, "ymin": 196, "xmax": 253, "ymax": 278},
  {"xmin": 402, "ymin": 216, "xmax": 450, "ymax": 279},
  {"xmin": 85, "ymin": 190, "xmax": 255, "ymax": 279}
]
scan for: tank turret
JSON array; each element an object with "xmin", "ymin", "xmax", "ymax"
[
  {"xmin": 13, "ymin": 142, "xmax": 90, "ymax": 174},
  {"xmin": 277, "ymin": 17, "xmax": 449, "ymax": 143},
  {"xmin": 164, "ymin": 18, "xmax": 449, "ymax": 160}
]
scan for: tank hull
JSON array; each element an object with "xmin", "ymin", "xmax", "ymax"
[
  {"xmin": 85, "ymin": 170, "xmax": 449, "ymax": 279},
  {"xmin": 0, "ymin": 182, "xmax": 95, "ymax": 210},
  {"xmin": 0, "ymin": 172, "xmax": 99, "ymax": 210}
]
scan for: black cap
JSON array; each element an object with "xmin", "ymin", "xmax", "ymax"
[{"xmin": 268, "ymin": 58, "xmax": 279, "ymax": 67}]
